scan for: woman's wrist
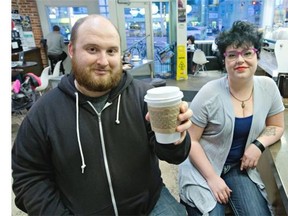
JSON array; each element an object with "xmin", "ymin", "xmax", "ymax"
[{"xmin": 252, "ymin": 140, "xmax": 266, "ymax": 153}]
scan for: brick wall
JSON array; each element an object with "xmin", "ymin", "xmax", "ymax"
[{"xmin": 12, "ymin": 0, "xmax": 48, "ymax": 68}]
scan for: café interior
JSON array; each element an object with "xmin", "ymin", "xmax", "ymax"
[{"xmin": 11, "ymin": 0, "xmax": 288, "ymax": 215}]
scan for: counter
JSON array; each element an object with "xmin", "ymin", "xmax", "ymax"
[
  {"xmin": 126, "ymin": 59, "xmax": 154, "ymax": 78},
  {"xmin": 258, "ymin": 40, "xmax": 288, "ymax": 79},
  {"xmin": 269, "ymin": 131, "xmax": 288, "ymax": 214},
  {"xmin": 258, "ymin": 108, "xmax": 288, "ymax": 215},
  {"xmin": 257, "ymin": 48, "xmax": 288, "ymax": 215},
  {"xmin": 258, "ymin": 49, "xmax": 278, "ymax": 78},
  {"xmin": 258, "ymin": 49, "xmax": 288, "ymax": 98}
]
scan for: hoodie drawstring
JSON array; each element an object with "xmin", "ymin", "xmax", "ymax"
[
  {"xmin": 115, "ymin": 94, "xmax": 121, "ymax": 124},
  {"xmin": 75, "ymin": 92, "xmax": 87, "ymax": 174},
  {"xmin": 74, "ymin": 93, "xmax": 121, "ymax": 174},
  {"xmin": 75, "ymin": 93, "xmax": 120, "ymax": 215}
]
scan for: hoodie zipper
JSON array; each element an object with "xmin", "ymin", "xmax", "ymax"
[{"xmin": 87, "ymin": 101, "xmax": 119, "ymax": 216}]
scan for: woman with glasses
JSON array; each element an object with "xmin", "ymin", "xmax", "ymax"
[{"xmin": 178, "ymin": 21, "xmax": 285, "ymax": 215}]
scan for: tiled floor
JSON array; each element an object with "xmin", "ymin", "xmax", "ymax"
[{"xmin": 165, "ymin": 70, "xmax": 225, "ymax": 91}]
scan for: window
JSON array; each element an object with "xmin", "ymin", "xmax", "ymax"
[
  {"xmin": 46, "ymin": 6, "xmax": 88, "ymax": 41},
  {"xmin": 186, "ymin": 0, "xmax": 288, "ymax": 40},
  {"xmin": 99, "ymin": 0, "xmax": 109, "ymax": 17},
  {"xmin": 274, "ymin": 0, "xmax": 288, "ymax": 25}
]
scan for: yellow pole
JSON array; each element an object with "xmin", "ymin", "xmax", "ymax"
[{"xmin": 176, "ymin": 0, "xmax": 188, "ymax": 80}]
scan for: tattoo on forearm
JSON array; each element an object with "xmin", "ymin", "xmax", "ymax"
[{"xmin": 260, "ymin": 127, "xmax": 276, "ymax": 137}]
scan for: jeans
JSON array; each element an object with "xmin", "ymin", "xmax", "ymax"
[
  {"xmin": 149, "ymin": 186, "xmax": 187, "ymax": 216},
  {"xmin": 182, "ymin": 163, "xmax": 272, "ymax": 216}
]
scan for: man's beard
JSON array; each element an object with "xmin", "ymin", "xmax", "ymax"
[{"xmin": 72, "ymin": 58, "xmax": 122, "ymax": 92}]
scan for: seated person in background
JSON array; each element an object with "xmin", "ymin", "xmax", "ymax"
[
  {"xmin": 179, "ymin": 20, "xmax": 285, "ymax": 216},
  {"xmin": 46, "ymin": 25, "xmax": 67, "ymax": 74},
  {"xmin": 187, "ymin": 35, "xmax": 196, "ymax": 51},
  {"xmin": 187, "ymin": 35, "xmax": 197, "ymax": 74}
]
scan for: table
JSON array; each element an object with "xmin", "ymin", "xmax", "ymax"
[
  {"xmin": 11, "ymin": 61, "xmax": 38, "ymax": 69},
  {"xmin": 11, "ymin": 47, "xmax": 43, "ymax": 76},
  {"xmin": 126, "ymin": 59, "xmax": 154, "ymax": 78},
  {"xmin": 11, "ymin": 61, "xmax": 38, "ymax": 81}
]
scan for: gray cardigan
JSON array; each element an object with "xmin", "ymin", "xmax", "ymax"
[{"xmin": 179, "ymin": 75, "xmax": 284, "ymax": 215}]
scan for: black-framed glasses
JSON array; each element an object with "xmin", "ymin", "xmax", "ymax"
[{"xmin": 224, "ymin": 48, "xmax": 258, "ymax": 61}]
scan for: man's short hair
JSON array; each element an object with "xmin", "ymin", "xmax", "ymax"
[{"xmin": 53, "ymin": 25, "xmax": 60, "ymax": 32}]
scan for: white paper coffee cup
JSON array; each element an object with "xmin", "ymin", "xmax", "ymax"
[{"xmin": 144, "ymin": 86, "xmax": 183, "ymax": 144}]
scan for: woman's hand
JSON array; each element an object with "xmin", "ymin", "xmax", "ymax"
[
  {"xmin": 240, "ymin": 144, "xmax": 262, "ymax": 170},
  {"xmin": 207, "ymin": 175, "xmax": 232, "ymax": 204}
]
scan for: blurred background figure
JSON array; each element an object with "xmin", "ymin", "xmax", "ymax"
[
  {"xmin": 45, "ymin": 25, "xmax": 67, "ymax": 74},
  {"xmin": 187, "ymin": 35, "xmax": 197, "ymax": 74}
]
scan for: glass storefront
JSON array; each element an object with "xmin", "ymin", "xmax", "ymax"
[
  {"xmin": 43, "ymin": 0, "xmax": 287, "ymax": 75},
  {"xmin": 46, "ymin": 1, "xmax": 288, "ymax": 42},
  {"xmin": 186, "ymin": 0, "xmax": 288, "ymax": 40},
  {"xmin": 119, "ymin": 2, "xmax": 174, "ymax": 75},
  {"xmin": 46, "ymin": 6, "xmax": 88, "ymax": 41}
]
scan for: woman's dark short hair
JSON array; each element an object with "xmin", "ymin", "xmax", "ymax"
[
  {"xmin": 215, "ymin": 21, "xmax": 263, "ymax": 59},
  {"xmin": 187, "ymin": 35, "xmax": 195, "ymax": 44}
]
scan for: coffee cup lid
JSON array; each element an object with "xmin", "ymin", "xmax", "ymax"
[{"xmin": 144, "ymin": 86, "xmax": 183, "ymax": 103}]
